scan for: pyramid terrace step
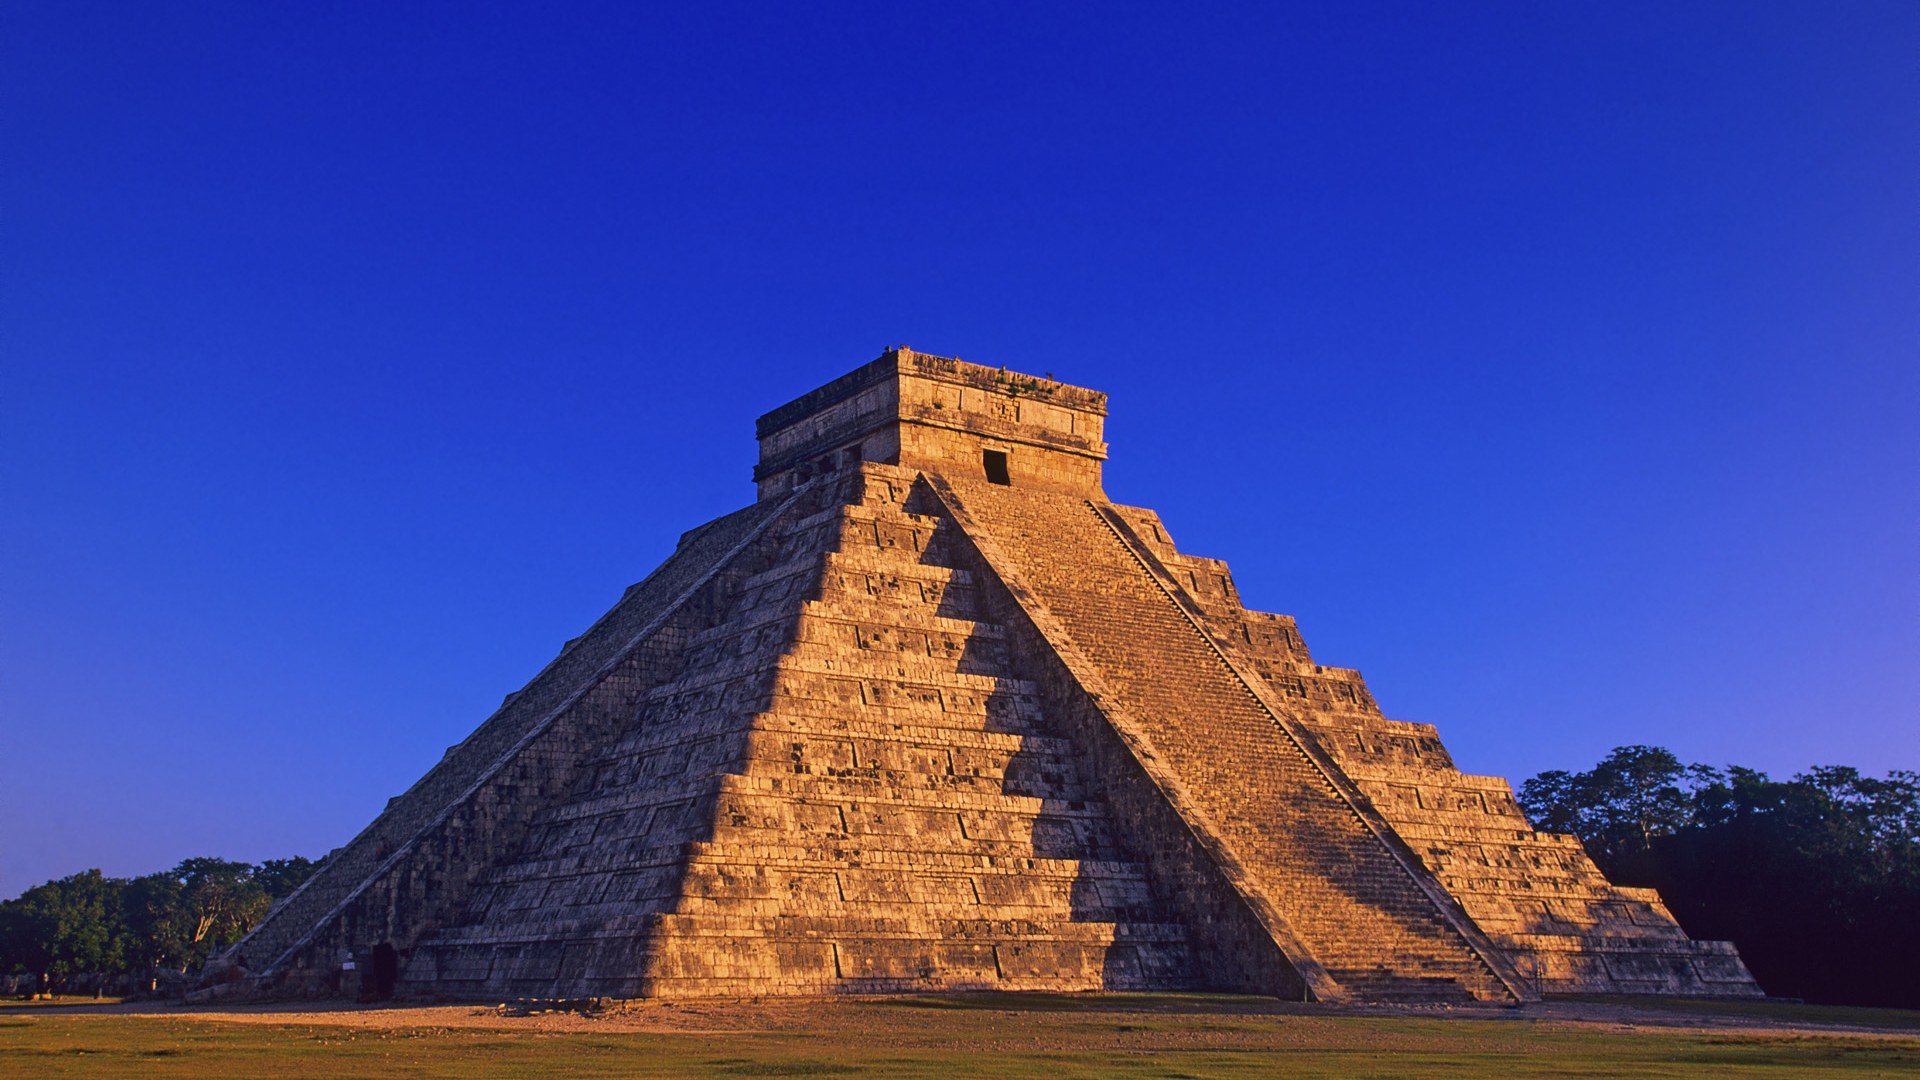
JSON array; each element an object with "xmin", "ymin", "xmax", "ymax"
[
  {"xmin": 730, "ymin": 766, "xmax": 1094, "ymax": 805},
  {"xmin": 636, "ymin": 664, "xmax": 1044, "ymax": 729},
  {"xmin": 825, "ymin": 505, "xmax": 947, "ymax": 534},
  {"xmin": 739, "ymin": 751, "xmax": 1082, "ymax": 793},
  {"xmin": 483, "ymin": 822, "xmax": 1134, "ymax": 872},
  {"xmin": 796, "ymin": 600, "xmax": 1003, "ymax": 641},
  {"xmin": 587, "ymin": 711, "xmax": 1062, "ymax": 770},
  {"xmin": 1424, "ymin": 866, "xmax": 1623, "ymax": 893},
  {"xmin": 1326, "ymin": 971, "xmax": 1482, "ymax": 1004},
  {"xmin": 1390, "ymin": 823, "xmax": 1588, "ymax": 848},
  {"xmin": 772, "ymin": 655, "xmax": 1035, "ymax": 695},
  {"xmin": 776, "ymin": 645, "xmax": 1011, "ymax": 683},
  {"xmin": 818, "ymin": 547, "xmax": 977, "ymax": 583},
  {"xmin": 683, "ymin": 600, "xmax": 800, "ymax": 646},
  {"xmin": 787, "ymin": 502, "xmax": 947, "ymax": 541},
  {"xmin": 420, "ymin": 912, "xmax": 1195, "ymax": 950},
  {"xmin": 442, "ymin": 892, "xmax": 1169, "ymax": 937},
  {"xmin": 637, "ymin": 664, "xmax": 779, "ymax": 701},
  {"xmin": 681, "ymin": 844, "xmax": 1157, "ymax": 880},
  {"xmin": 474, "ymin": 840, "xmax": 1159, "ymax": 886},
  {"xmin": 748, "ymin": 715, "xmax": 1070, "ymax": 755},
  {"xmin": 589, "ymin": 731, "xmax": 751, "ymax": 772},
  {"xmin": 669, "ymin": 895, "xmax": 1164, "ymax": 924},
  {"xmin": 739, "ymin": 724, "xmax": 1081, "ymax": 769},
  {"xmin": 636, "ymin": 972, "xmax": 1202, "ymax": 997},
  {"xmin": 1484, "ymin": 921, "xmax": 1695, "ymax": 947},
  {"xmin": 768, "ymin": 696, "xmax": 1043, "ymax": 734},
  {"xmin": 1348, "ymin": 806, "xmax": 1533, "ymax": 830},
  {"xmin": 712, "ymin": 770, "xmax": 1120, "ymax": 818},
  {"xmin": 649, "ymin": 913, "xmax": 1194, "ymax": 943},
  {"xmin": 1501, "ymin": 930, "xmax": 1701, "ymax": 952},
  {"xmin": 671, "ymin": 861, "xmax": 1160, "ymax": 913},
  {"xmin": 735, "ymin": 550, "xmax": 828, "ymax": 589},
  {"xmin": 499, "ymin": 796, "xmax": 1143, "ymax": 873},
  {"xmin": 804, "ymin": 500, "xmax": 940, "ymax": 527},
  {"xmin": 1414, "ymin": 840, "xmax": 1594, "ymax": 867},
  {"xmin": 789, "ymin": 633, "xmax": 1007, "ymax": 674},
  {"xmin": 765, "ymin": 695, "xmax": 1045, "ymax": 734}
]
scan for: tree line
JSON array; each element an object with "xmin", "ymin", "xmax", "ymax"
[
  {"xmin": 0, "ymin": 856, "xmax": 315, "ymax": 995},
  {"xmin": 1520, "ymin": 746, "xmax": 1919, "ymax": 1008}
]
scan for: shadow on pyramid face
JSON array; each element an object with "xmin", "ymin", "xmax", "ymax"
[{"xmin": 951, "ymin": 621, "xmax": 1010, "ymax": 678}]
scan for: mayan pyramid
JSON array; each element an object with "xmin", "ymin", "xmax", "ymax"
[{"xmin": 231, "ymin": 350, "xmax": 1760, "ymax": 1004}]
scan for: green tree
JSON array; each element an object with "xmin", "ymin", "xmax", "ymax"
[
  {"xmin": 121, "ymin": 872, "xmax": 193, "ymax": 972},
  {"xmin": 165, "ymin": 858, "xmax": 272, "ymax": 967},
  {"xmin": 2, "ymin": 854, "xmax": 319, "ymax": 988},
  {"xmin": 253, "ymin": 856, "xmax": 317, "ymax": 899},
  {"xmin": 0, "ymin": 870, "xmax": 126, "ymax": 991},
  {"xmin": 1522, "ymin": 747, "xmax": 1920, "ymax": 1007},
  {"xmin": 1518, "ymin": 745, "xmax": 1711, "ymax": 882}
]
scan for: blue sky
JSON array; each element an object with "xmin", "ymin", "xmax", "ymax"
[{"xmin": 3, "ymin": 2, "xmax": 1915, "ymax": 899}]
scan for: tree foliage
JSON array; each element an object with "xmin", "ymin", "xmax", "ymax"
[
  {"xmin": 0, "ymin": 870, "xmax": 124, "ymax": 979},
  {"xmin": 0, "ymin": 856, "xmax": 316, "ymax": 989},
  {"xmin": 1520, "ymin": 748, "xmax": 1920, "ymax": 1007}
]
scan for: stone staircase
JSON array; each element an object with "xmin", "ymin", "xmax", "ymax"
[{"xmin": 940, "ymin": 480, "xmax": 1518, "ymax": 1004}]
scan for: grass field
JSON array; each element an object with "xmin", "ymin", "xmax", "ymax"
[{"xmin": 1, "ymin": 992, "xmax": 1916, "ymax": 1078}]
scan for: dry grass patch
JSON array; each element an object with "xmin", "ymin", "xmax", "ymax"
[{"xmin": 0, "ymin": 993, "xmax": 1915, "ymax": 1078}]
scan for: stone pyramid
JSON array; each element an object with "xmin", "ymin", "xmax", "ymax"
[{"xmin": 232, "ymin": 350, "xmax": 1760, "ymax": 1004}]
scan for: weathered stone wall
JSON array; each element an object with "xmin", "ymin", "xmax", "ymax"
[{"xmin": 755, "ymin": 350, "xmax": 1107, "ymax": 499}]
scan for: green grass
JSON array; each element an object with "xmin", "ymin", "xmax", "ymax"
[
  {"xmin": 1552, "ymin": 994, "xmax": 1920, "ymax": 1032},
  {"xmin": 0, "ymin": 995, "xmax": 1916, "ymax": 1078}
]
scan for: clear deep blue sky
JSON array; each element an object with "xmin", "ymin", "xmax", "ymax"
[{"xmin": 3, "ymin": 2, "xmax": 1915, "ymax": 899}]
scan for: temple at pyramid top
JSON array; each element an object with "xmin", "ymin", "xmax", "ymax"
[{"xmin": 755, "ymin": 348, "xmax": 1109, "ymax": 499}]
